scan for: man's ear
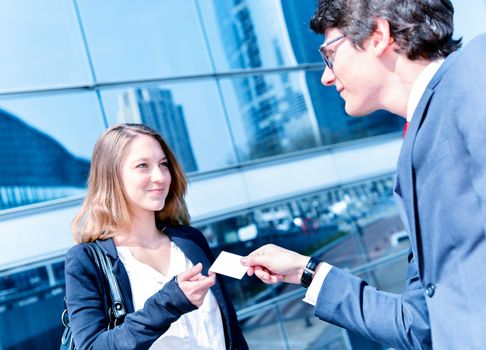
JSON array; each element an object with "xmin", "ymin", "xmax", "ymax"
[{"xmin": 369, "ymin": 18, "xmax": 394, "ymax": 56}]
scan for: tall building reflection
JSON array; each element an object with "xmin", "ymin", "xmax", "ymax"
[
  {"xmin": 116, "ymin": 88, "xmax": 198, "ymax": 172},
  {"xmin": 0, "ymin": 109, "xmax": 89, "ymax": 210},
  {"xmin": 214, "ymin": 0, "xmax": 321, "ymax": 160},
  {"xmin": 280, "ymin": 0, "xmax": 403, "ymax": 142}
]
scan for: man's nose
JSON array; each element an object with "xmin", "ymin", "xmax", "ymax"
[{"xmin": 321, "ymin": 66, "xmax": 336, "ymax": 86}]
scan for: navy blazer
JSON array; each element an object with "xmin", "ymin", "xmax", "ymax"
[
  {"xmin": 65, "ymin": 225, "xmax": 248, "ymax": 350},
  {"xmin": 314, "ymin": 33, "xmax": 486, "ymax": 349}
]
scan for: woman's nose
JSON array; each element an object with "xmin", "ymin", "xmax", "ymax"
[{"xmin": 151, "ymin": 166, "xmax": 165, "ymax": 182}]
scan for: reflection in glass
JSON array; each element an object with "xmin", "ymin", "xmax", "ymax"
[
  {"xmin": 221, "ymin": 71, "xmax": 321, "ymax": 161},
  {"xmin": 117, "ymin": 88, "xmax": 198, "ymax": 172},
  {"xmin": 198, "ymin": 0, "xmax": 321, "ymax": 71},
  {"xmin": 0, "ymin": 93, "xmax": 106, "ymax": 210},
  {"xmin": 222, "ymin": 70, "xmax": 403, "ymax": 163},
  {"xmin": 0, "ymin": 259, "xmax": 65, "ymax": 349},
  {"xmin": 76, "ymin": 0, "xmax": 212, "ymax": 82},
  {"xmin": 197, "ymin": 174, "xmax": 397, "ymax": 308},
  {"xmin": 101, "ymin": 81, "xmax": 238, "ymax": 173},
  {"xmin": 0, "ymin": 0, "xmax": 92, "ymax": 93}
]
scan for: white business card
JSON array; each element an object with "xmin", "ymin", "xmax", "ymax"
[{"xmin": 209, "ymin": 251, "xmax": 248, "ymax": 280}]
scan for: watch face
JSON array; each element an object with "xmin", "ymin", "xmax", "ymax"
[{"xmin": 301, "ymin": 270, "xmax": 313, "ymax": 288}]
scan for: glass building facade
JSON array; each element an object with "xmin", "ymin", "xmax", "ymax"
[
  {"xmin": 0, "ymin": 0, "xmax": 407, "ymax": 211},
  {"xmin": 1, "ymin": 0, "xmax": 485, "ymax": 349}
]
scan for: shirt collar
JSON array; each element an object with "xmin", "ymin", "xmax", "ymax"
[{"xmin": 406, "ymin": 59, "xmax": 445, "ymax": 122}]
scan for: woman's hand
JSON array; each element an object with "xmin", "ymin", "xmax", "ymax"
[{"xmin": 177, "ymin": 263, "xmax": 216, "ymax": 307}]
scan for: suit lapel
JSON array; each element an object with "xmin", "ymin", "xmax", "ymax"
[
  {"xmin": 396, "ymin": 52, "xmax": 458, "ymax": 276},
  {"xmin": 165, "ymin": 226, "xmax": 231, "ymax": 339},
  {"xmin": 165, "ymin": 226, "xmax": 212, "ymax": 274},
  {"xmin": 397, "ymin": 89, "xmax": 433, "ymax": 275}
]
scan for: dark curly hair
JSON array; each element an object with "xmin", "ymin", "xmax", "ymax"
[{"xmin": 310, "ymin": 0, "xmax": 462, "ymax": 60}]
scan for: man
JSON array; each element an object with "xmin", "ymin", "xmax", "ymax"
[{"xmin": 241, "ymin": 0, "xmax": 486, "ymax": 349}]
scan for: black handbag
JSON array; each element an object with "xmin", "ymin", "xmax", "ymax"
[{"xmin": 60, "ymin": 242, "xmax": 127, "ymax": 350}]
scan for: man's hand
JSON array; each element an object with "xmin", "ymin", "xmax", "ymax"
[
  {"xmin": 241, "ymin": 244, "xmax": 310, "ymax": 284},
  {"xmin": 177, "ymin": 263, "xmax": 216, "ymax": 307}
]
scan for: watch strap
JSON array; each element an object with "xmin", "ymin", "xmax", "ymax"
[{"xmin": 301, "ymin": 256, "xmax": 320, "ymax": 288}]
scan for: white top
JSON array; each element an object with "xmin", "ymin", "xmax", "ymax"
[
  {"xmin": 406, "ymin": 59, "xmax": 445, "ymax": 121},
  {"xmin": 304, "ymin": 58, "xmax": 445, "ymax": 306},
  {"xmin": 117, "ymin": 242, "xmax": 226, "ymax": 350}
]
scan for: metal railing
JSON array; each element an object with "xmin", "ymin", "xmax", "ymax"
[{"xmin": 237, "ymin": 248, "xmax": 409, "ymax": 350}]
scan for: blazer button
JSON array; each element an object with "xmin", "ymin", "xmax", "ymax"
[{"xmin": 425, "ymin": 283, "xmax": 435, "ymax": 297}]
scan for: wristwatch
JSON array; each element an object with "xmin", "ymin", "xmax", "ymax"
[{"xmin": 301, "ymin": 256, "xmax": 321, "ymax": 288}]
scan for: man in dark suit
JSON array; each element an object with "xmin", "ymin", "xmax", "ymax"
[{"xmin": 241, "ymin": 0, "xmax": 486, "ymax": 348}]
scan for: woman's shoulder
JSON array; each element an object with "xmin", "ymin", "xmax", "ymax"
[
  {"xmin": 65, "ymin": 242, "xmax": 96, "ymax": 273},
  {"xmin": 66, "ymin": 241, "xmax": 90, "ymax": 258}
]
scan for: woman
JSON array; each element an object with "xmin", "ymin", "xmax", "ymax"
[{"xmin": 65, "ymin": 123, "xmax": 248, "ymax": 349}]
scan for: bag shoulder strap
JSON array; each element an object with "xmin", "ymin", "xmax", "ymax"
[
  {"xmin": 60, "ymin": 242, "xmax": 127, "ymax": 349},
  {"xmin": 86, "ymin": 242, "xmax": 127, "ymax": 322}
]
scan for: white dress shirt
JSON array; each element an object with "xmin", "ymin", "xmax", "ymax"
[
  {"xmin": 304, "ymin": 58, "xmax": 445, "ymax": 306},
  {"xmin": 117, "ymin": 242, "xmax": 226, "ymax": 350},
  {"xmin": 406, "ymin": 59, "xmax": 445, "ymax": 121}
]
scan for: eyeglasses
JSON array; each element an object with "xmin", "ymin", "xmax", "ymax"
[{"xmin": 318, "ymin": 34, "xmax": 345, "ymax": 70}]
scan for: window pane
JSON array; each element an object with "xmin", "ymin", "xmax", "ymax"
[
  {"xmin": 77, "ymin": 0, "xmax": 213, "ymax": 82},
  {"xmin": 197, "ymin": 0, "xmax": 323, "ymax": 71},
  {"xmin": 196, "ymin": 174, "xmax": 397, "ymax": 308},
  {"xmin": 100, "ymin": 80, "xmax": 237, "ymax": 173},
  {"xmin": 221, "ymin": 70, "xmax": 403, "ymax": 162},
  {"xmin": 0, "ymin": 0, "xmax": 92, "ymax": 93},
  {"xmin": 220, "ymin": 71, "xmax": 322, "ymax": 162},
  {"xmin": 0, "ymin": 92, "xmax": 105, "ymax": 210}
]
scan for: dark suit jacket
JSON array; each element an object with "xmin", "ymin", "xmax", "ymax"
[
  {"xmin": 65, "ymin": 225, "xmax": 248, "ymax": 350},
  {"xmin": 313, "ymin": 33, "xmax": 486, "ymax": 349}
]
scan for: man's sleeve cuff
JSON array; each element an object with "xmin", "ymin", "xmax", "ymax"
[{"xmin": 302, "ymin": 262, "xmax": 332, "ymax": 306}]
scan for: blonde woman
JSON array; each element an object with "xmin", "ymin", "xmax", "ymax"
[{"xmin": 65, "ymin": 124, "xmax": 247, "ymax": 349}]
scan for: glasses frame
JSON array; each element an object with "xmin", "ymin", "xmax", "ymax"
[{"xmin": 319, "ymin": 34, "xmax": 345, "ymax": 70}]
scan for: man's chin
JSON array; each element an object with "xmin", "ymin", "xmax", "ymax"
[{"xmin": 344, "ymin": 104, "xmax": 373, "ymax": 117}]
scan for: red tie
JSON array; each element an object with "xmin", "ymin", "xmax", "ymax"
[{"xmin": 403, "ymin": 121, "xmax": 410, "ymax": 138}]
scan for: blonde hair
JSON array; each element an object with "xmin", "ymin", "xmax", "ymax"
[{"xmin": 72, "ymin": 123, "xmax": 190, "ymax": 243}]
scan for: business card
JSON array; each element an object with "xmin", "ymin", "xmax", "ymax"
[{"xmin": 209, "ymin": 251, "xmax": 248, "ymax": 279}]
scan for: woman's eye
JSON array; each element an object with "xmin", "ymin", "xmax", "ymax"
[
  {"xmin": 136, "ymin": 163, "xmax": 148, "ymax": 168},
  {"xmin": 160, "ymin": 161, "xmax": 169, "ymax": 168}
]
